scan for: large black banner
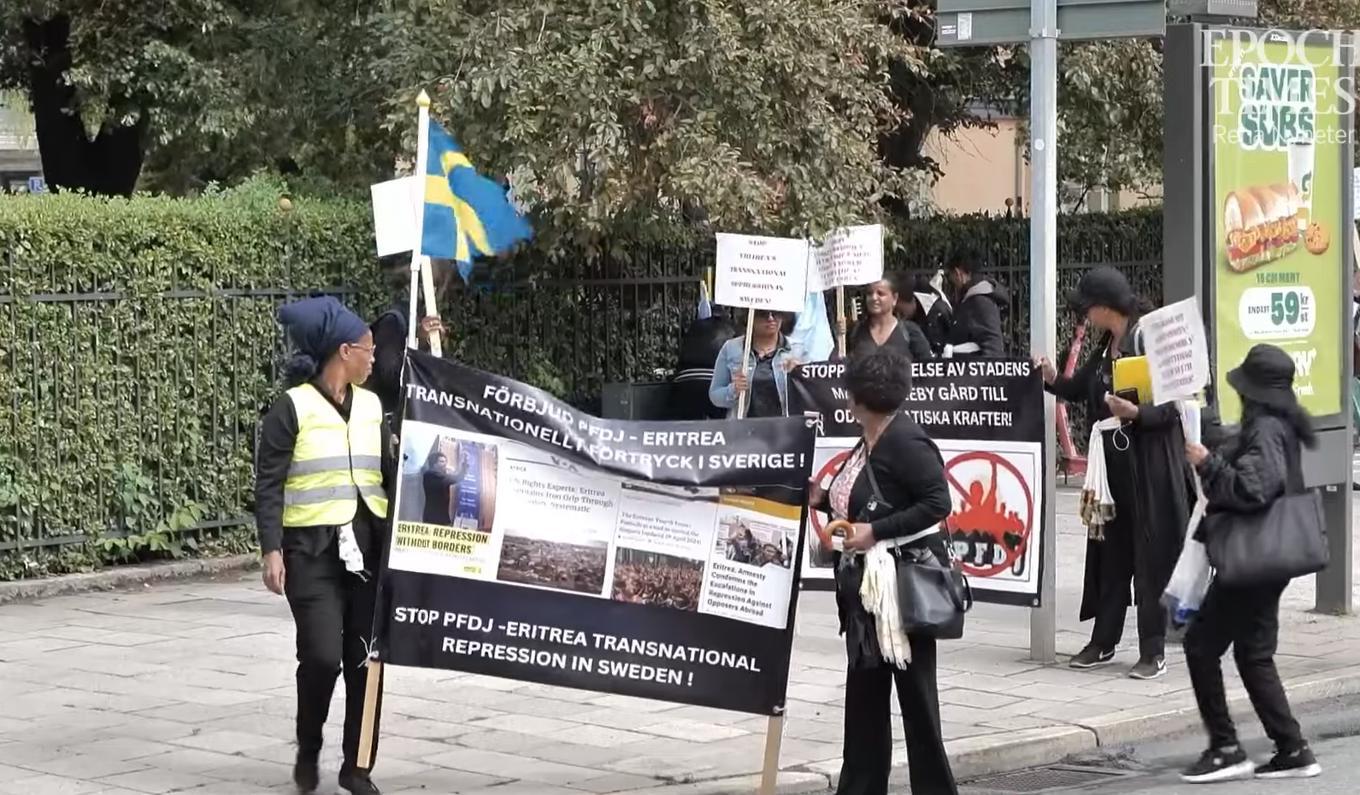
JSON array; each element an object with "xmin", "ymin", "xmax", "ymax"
[
  {"xmin": 376, "ymin": 352, "xmax": 815, "ymax": 715},
  {"xmin": 789, "ymin": 359, "xmax": 1047, "ymax": 606}
]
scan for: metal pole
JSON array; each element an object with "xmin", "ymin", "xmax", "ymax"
[{"xmin": 1028, "ymin": 0, "xmax": 1059, "ymax": 664}]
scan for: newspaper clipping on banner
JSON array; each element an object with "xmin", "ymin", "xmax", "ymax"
[
  {"xmin": 377, "ymin": 352, "xmax": 816, "ymax": 715},
  {"xmin": 789, "ymin": 359, "xmax": 1047, "ymax": 606}
]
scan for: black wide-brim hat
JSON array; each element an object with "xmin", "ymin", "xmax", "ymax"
[
  {"xmin": 1227, "ymin": 344, "xmax": 1298, "ymax": 410},
  {"xmin": 1068, "ymin": 266, "xmax": 1135, "ymax": 315}
]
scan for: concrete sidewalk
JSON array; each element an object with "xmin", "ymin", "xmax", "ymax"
[{"xmin": 0, "ymin": 491, "xmax": 1357, "ymax": 795}]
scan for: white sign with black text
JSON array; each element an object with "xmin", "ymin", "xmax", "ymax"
[
  {"xmin": 807, "ymin": 225, "xmax": 884, "ymax": 292},
  {"xmin": 1141, "ymin": 297, "xmax": 1211, "ymax": 405},
  {"xmin": 714, "ymin": 233, "xmax": 811, "ymax": 313}
]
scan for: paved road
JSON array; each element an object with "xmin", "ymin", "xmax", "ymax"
[{"xmin": 975, "ymin": 693, "xmax": 1360, "ymax": 795}]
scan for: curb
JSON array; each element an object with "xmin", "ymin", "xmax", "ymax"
[
  {"xmin": 0, "ymin": 554, "xmax": 258, "ymax": 605},
  {"xmin": 622, "ymin": 666, "xmax": 1360, "ymax": 794}
]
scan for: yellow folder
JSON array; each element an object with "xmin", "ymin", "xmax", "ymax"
[{"xmin": 1112, "ymin": 355, "xmax": 1151, "ymax": 405}]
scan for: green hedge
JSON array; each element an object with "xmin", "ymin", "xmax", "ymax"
[
  {"xmin": 0, "ymin": 187, "xmax": 1165, "ymax": 579},
  {"xmin": 0, "ymin": 180, "xmax": 381, "ymax": 578}
]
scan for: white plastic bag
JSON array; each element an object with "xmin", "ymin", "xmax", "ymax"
[{"xmin": 1162, "ymin": 400, "xmax": 1211, "ymax": 625}]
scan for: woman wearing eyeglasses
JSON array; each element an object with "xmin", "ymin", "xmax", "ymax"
[
  {"xmin": 709, "ymin": 309, "xmax": 804, "ymax": 418},
  {"xmin": 254, "ymin": 296, "xmax": 390, "ymax": 795}
]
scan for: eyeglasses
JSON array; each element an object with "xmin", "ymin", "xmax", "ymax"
[
  {"xmin": 756, "ymin": 311, "xmax": 781, "ymax": 320},
  {"xmin": 347, "ymin": 343, "xmax": 376, "ymax": 356}
]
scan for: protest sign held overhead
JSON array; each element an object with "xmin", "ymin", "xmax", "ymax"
[
  {"xmin": 807, "ymin": 224, "xmax": 884, "ymax": 292},
  {"xmin": 790, "ymin": 359, "xmax": 1047, "ymax": 606},
  {"xmin": 714, "ymin": 233, "xmax": 811, "ymax": 312},
  {"xmin": 1139, "ymin": 297, "xmax": 1210, "ymax": 405},
  {"xmin": 377, "ymin": 352, "xmax": 816, "ymax": 715}
]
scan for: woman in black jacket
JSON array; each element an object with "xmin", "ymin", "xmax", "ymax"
[
  {"xmin": 1036, "ymin": 267, "xmax": 1193, "ymax": 680},
  {"xmin": 1179, "ymin": 344, "xmax": 1320, "ymax": 784},
  {"xmin": 809, "ymin": 351, "xmax": 957, "ymax": 795}
]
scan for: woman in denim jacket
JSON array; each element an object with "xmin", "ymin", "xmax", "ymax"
[{"xmin": 709, "ymin": 309, "xmax": 805, "ymax": 418}]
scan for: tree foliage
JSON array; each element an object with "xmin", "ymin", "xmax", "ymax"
[{"xmin": 371, "ymin": 0, "xmax": 923, "ymax": 249}]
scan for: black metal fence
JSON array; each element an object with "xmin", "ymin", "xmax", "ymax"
[{"xmin": 0, "ymin": 213, "xmax": 1163, "ymax": 574}]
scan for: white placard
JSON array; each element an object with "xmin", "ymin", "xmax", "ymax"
[
  {"xmin": 807, "ymin": 224, "xmax": 884, "ymax": 292},
  {"xmin": 371, "ymin": 176, "xmax": 422, "ymax": 257},
  {"xmin": 714, "ymin": 233, "xmax": 810, "ymax": 312},
  {"xmin": 1141, "ymin": 297, "xmax": 1211, "ymax": 405}
]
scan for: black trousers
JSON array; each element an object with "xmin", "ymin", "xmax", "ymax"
[
  {"xmin": 1184, "ymin": 581, "xmax": 1304, "ymax": 753},
  {"xmin": 284, "ymin": 542, "xmax": 385, "ymax": 773},
  {"xmin": 836, "ymin": 635, "xmax": 958, "ymax": 795},
  {"xmin": 1089, "ymin": 439, "xmax": 1165, "ymax": 659},
  {"xmin": 1089, "ymin": 521, "xmax": 1167, "ymax": 659}
]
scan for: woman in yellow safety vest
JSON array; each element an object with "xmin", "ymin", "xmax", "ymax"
[{"xmin": 255, "ymin": 296, "xmax": 389, "ymax": 795}]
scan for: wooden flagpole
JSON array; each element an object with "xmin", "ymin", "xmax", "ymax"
[
  {"xmin": 406, "ymin": 90, "xmax": 443, "ymax": 358},
  {"xmin": 835, "ymin": 286, "xmax": 847, "ymax": 358},
  {"xmin": 737, "ymin": 309, "xmax": 756, "ymax": 418},
  {"xmin": 407, "ymin": 91, "xmax": 431, "ymax": 352}
]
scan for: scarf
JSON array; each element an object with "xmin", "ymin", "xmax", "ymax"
[
  {"xmin": 859, "ymin": 544, "xmax": 912, "ymax": 667},
  {"xmin": 1079, "ymin": 417, "xmax": 1124, "ymax": 540}
]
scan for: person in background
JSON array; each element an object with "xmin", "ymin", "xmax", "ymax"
[
  {"xmin": 422, "ymin": 448, "xmax": 468, "ymax": 526},
  {"xmin": 709, "ymin": 310, "xmax": 805, "ymax": 418},
  {"xmin": 1180, "ymin": 344, "xmax": 1320, "ymax": 784},
  {"xmin": 943, "ymin": 247, "xmax": 1008, "ymax": 358},
  {"xmin": 847, "ymin": 275, "xmax": 931, "ymax": 362},
  {"xmin": 671, "ymin": 305, "xmax": 737, "ymax": 421},
  {"xmin": 368, "ymin": 253, "xmax": 445, "ymax": 421},
  {"xmin": 902, "ymin": 272, "xmax": 953, "ymax": 357},
  {"xmin": 255, "ymin": 296, "xmax": 389, "ymax": 795},
  {"xmin": 809, "ymin": 351, "xmax": 957, "ymax": 795},
  {"xmin": 1036, "ymin": 266, "xmax": 1193, "ymax": 680}
]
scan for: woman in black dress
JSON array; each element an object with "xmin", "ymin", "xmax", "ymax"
[{"xmin": 1037, "ymin": 267, "xmax": 1193, "ymax": 680}]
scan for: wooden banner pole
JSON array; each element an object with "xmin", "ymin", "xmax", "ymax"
[
  {"xmin": 835, "ymin": 286, "xmax": 847, "ymax": 358},
  {"xmin": 419, "ymin": 256, "xmax": 443, "ymax": 358},
  {"xmin": 355, "ymin": 660, "xmax": 383, "ymax": 769},
  {"xmin": 757, "ymin": 713, "xmax": 785, "ymax": 795},
  {"xmin": 737, "ymin": 309, "xmax": 756, "ymax": 418}
]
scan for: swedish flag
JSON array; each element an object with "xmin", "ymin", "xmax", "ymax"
[{"xmin": 421, "ymin": 119, "xmax": 532, "ymax": 281}]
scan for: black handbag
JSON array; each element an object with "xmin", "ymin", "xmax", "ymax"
[
  {"xmin": 1203, "ymin": 435, "xmax": 1329, "ymax": 586},
  {"xmin": 861, "ymin": 456, "xmax": 973, "ymax": 639}
]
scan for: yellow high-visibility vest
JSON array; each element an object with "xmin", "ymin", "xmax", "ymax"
[{"xmin": 282, "ymin": 384, "xmax": 389, "ymax": 527}]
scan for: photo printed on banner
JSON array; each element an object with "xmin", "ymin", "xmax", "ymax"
[{"xmin": 378, "ymin": 352, "xmax": 816, "ymax": 715}]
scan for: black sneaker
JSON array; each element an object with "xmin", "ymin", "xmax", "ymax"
[
  {"xmin": 1128, "ymin": 656, "xmax": 1167, "ymax": 680},
  {"xmin": 1255, "ymin": 746, "xmax": 1321, "ymax": 779},
  {"xmin": 1069, "ymin": 645, "xmax": 1116, "ymax": 669},
  {"xmin": 1181, "ymin": 747, "xmax": 1255, "ymax": 784},
  {"xmin": 293, "ymin": 751, "xmax": 319, "ymax": 793},
  {"xmin": 339, "ymin": 771, "xmax": 383, "ymax": 795}
]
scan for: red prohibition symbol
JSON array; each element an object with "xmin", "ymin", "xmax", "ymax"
[{"xmin": 943, "ymin": 451, "xmax": 1034, "ymax": 578}]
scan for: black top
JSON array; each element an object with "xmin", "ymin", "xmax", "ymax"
[
  {"xmin": 1198, "ymin": 412, "xmax": 1299, "ymax": 516},
  {"xmin": 947, "ymin": 278, "xmax": 1008, "ymax": 357},
  {"xmin": 820, "ymin": 413, "xmax": 952, "ymax": 544},
  {"xmin": 422, "ymin": 459, "xmax": 467, "ymax": 525},
  {"xmin": 1043, "ymin": 320, "xmax": 1181, "ymax": 431},
  {"xmin": 747, "ymin": 341, "xmax": 787, "ymax": 418},
  {"xmin": 847, "ymin": 317, "xmax": 932, "ymax": 362},
  {"xmin": 255, "ymin": 380, "xmax": 391, "ymax": 560}
]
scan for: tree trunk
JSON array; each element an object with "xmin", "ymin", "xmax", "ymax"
[{"xmin": 23, "ymin": 15, "xmax": 147, "ymax": 196}]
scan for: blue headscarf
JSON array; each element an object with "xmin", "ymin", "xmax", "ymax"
[{"xmin": 278, "ymin": 296, "xmax": 369, "ymax": 385}]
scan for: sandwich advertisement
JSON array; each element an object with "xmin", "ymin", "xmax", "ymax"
[{"xmin": 1209, "ymin": 31, "xmax": 1347, "ymax": 423}]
